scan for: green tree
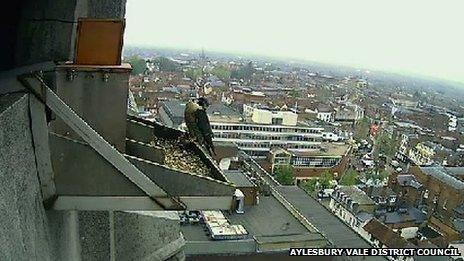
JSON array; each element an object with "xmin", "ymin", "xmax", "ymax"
[
  {"xmin": 289, "ymin": 89, "xmax": 300, "ymax": 98},
  {"xmin": 127, "ymin": 55, "xmax": 146, "ymax": 75},
  {"xmin": 373, "ymin": 132, "xmax": 398, "ymax": 161},
  {"xmin": 211, "ymin": 65, "xmax": 231, "ymax": 80},
  {"xmin": 354, "ymin": 117, "xmax": 370, "ymax": 140},
  {"xmin": 153, "ymin": 57, "xmax": 179, "ymax": 72},
  {"xmin": 231, "ymin": 61, "xmax": 254, "ymax": 80},
  {"xmin": 319, "ymin": 170, "xmax": 334, "ymax": 189},
  {"xmin": 339, "ymin": 168, "xmax": 359, "ymax": 186},
  {"xmin": 302, "ymin": 179, "xmax": 318, "ymax": 192},
  {"xmin": 185, "ymin": 68, "xmax": 203, "ymax": 80},
  {"xmin": 274, "ymin": 164, "xmax": 295, "ymax": 185},
  {"xmin": 379, "ymin": 169, "xmax": 389, "ymax": 181}
]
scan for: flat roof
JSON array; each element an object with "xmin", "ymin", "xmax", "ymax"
[
  {"xmin": 292, "ymin": 143, "xmax": 350, "ymax": 157},
  {"xmin": 160, "ymin": 100, "xmax": 242, "ymax": 120},
  {"xmin": 180, "ymin": 195, "xmax": 311, "ymax": 243},
  {"xmin": 225, "ymin": 195, "xmax": 309, "ymax": 236},
  {"xmin": 223, "ymin": 170, "xmax": 255, "ymax": 187}
]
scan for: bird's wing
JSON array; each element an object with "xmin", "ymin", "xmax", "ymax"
[{"xmin": 196, "ymin": 109, "xmax": 213, "ymax": 137}]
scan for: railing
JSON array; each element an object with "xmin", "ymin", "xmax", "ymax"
[
  {"xmin": 238, "ymin": 150, "xmax": 333, "ymax": 247},
  {"xmin": 239, "ymin": 150, "xmax": 280, "ymax": 187}
]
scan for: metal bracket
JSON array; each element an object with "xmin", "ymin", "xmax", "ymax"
[
  {"xmin": 66, "ymin": 69, "xmax": 77, "ymax": 81},
  {"xmin": 102, "ymin": 70, "xmax": 110, "ymax": 82}
]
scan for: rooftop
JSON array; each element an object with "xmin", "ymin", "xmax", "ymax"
[
  {"xmin": 367, "ymin": 186, "xmax": 397, "ymax": 199},
  {"xmin": 454, "ymin": 204, "xmax": 464, "ymax": 215},
  {"xmin": 363, "ymin": 218, "xmax": 408, "ymax": 248},
  {"xmin": 419, "ymin": 166, "xmax": 464, "ymax": 190},
  {"xmin": 378, "ymin": 207, "xmax": 426, "ymax": 225},
  {"xmin": 317, "ymin": 105, "xmax": 333, "ymax": 113},
  {"xmin": 291, "ymin": 143, "xmax": 350, "ymax": 157},
  {"xmin": 160, "ymin": 100, "xmax": 242, "ymax": 123},
  {"xmin": 223, "ymin": 170, "xmax": 255, "ymax": 188},
  {"xmin": 181, "ymin": 195, "xmax": 311, "ymax": 243},
  {"xmin": 225, "ymin": 196, "xmax": 309, "ymax": 236},
  {"xmin": 335, "ymin": 186, "xmax": 375, "ymax": 205},
  {"xmin": 396, "ymin": 175, "xmax": 423, "ymax": 189}
]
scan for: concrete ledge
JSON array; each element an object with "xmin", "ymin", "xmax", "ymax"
[
  {"xmin": 53, "ymin": 196, "xmax": 233, "ymax": 211},
  {"xmin": 184, "ymin": 239, "xmax": 256, "ymax": 255}
]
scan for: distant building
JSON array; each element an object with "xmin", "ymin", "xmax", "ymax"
[
  {"xmin": 390, "ymin": 96, "xmax": 418, "ymax": 109},
  {"xmin": 158, "ymin": 100, "xmax": 243, "ymax": 129},
  {"xmin": 243, "ymin": 104, "xmax": 298, "ymax": 126},
  {"xmin": 360, "ymin": 219, "xmax": 411, "ymax": 253},
  {"xmin": 409, "ymin": 142, "xmax": 435, "ymax": 166},
  {"xmin": 158, "ymin": 100, "xmax": 186, "ymax": 129},
  {"xmin": 369, "ymin": 123, "xmax": 380, "ymax": 137},
  {"xmin": 158, "ymin": 100, "xmax": 328, "ymax": 158},
  {"xmin": 316, "ymin": 106, "xmax": 333, "ymax": 122},
  {"xmin": 329, "ymin": 186, "xmax": 376, "ymax": 230},
  {"xmin": 409, "ymin": 166, "xmax": 464, "ymax": 242},
  {"xmin": 334, "ymin": 103, "xmax": 364, "ymax": 123},
  {"xmin": 266, "ymin": 145, "xmax": 350, "ymax": 180},
  {"xmin": 388, "ymin": 174, "xmax": 424, "ymax": 206},
  {"xmin": 212, "ymin": 122, "xmax": 324, "ymax": 158}
]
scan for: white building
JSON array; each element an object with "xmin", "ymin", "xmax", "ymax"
[
  {"xmin": 159, "ymin": 100, "xmax": 343, "ymax": 159},
  {"xmin": 211, "ymin": 122, "xmax": 324, "ymax": 158},
  {"xmin": 316, "ymin": 106, "xmax": 333, "ymax": 122},
  {"xmin": 334, "ymin": 102, "xmax": 364, "ymax": 122},
  {"xmin": 329, "ymin": 186, "xmax": 375, "ymax": 231},
  {"xmin": 243, "ymin": 104, "xmax": 298, "ymax": 126}
]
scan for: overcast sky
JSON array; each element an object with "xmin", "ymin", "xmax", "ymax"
[{"xmin": 125, "ymin": 0, "xmax": 464, "ymax": 83}]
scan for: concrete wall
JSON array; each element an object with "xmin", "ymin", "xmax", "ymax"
[
  {"xmin": 184, "ymin": 239, "xmax": 255, "ymax": 256},
  {"xmin": 114, "ymin": 211, "xmax": 185, "ymax": 261},
  {"xmin": 15, "ymin": 0, "xmax": 127, "ymax": 66},
  {"xmin": 0, "ymin": 94, "xmax": 54, "ymax": 260},
  {"xmin": 48, "ymin": 210, "xmax": 186, "ymax": 261},
  {"xmin": 0, "ymin": 94, "xmax": 185, "ymax": 261}
]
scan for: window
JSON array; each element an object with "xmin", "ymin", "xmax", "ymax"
[{"xmin": 272, "ymin": 118, "xmax": 283, "ymax": 125}]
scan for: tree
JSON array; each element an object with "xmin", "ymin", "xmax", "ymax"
[
  {"xmin": 379, "ymin": 169, "xmax": 389, "ymax": 181},
  {"xmin": 185, "ymin": 68, "xmax": 203, "ymax": 80},
  {"xmin": 274, "ymin": 164, "xmax": 295, "ymax": 185},
  {"xmin": 231, "ymin": 61, "xmax": 254, "ymax": 80},
  {"xmin": 302, "ymin": 179, "xmax": 318, "ymax": 192},
  {"xmin": 339, "ymin": 168, "xmax": 359, "ymax": 186},
  {"xmin": 289, "ymin": 89, "xmax": 300, "ymax": 98},
  {"xmin": 319, "ymin": 170, "xmax": 334, "ymax": 189},
  {"xmin": 354, "ymin": 117, "xmax": 370, "ymax": 140},
  {"xmin": 374, "ymin": 132, "xmax": 397, "ymax": 159},
  {"xmin": 127, "ymin": 55, "xmax": 146, "ymax": 75},
  {"xmin": 211, "ymin": 65, "xmax": 231, "ymax": 80},
  {"xmin": 153, "ymin": 57, "xmax": 179, "ymax": 72}
]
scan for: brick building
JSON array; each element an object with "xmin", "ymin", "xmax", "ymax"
[{"xmin": 409, "ymin": 166, "xmax": 464, "ymax": 241}]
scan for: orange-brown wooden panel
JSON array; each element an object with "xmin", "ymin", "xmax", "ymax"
[{"xmin": 74, "ymin": 19, "xmax": 125, "ymax": 65}]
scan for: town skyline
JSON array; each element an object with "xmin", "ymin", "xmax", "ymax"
[{"xmin": 125, "ymin": 0, "xmax": 464, "ymax": 84}]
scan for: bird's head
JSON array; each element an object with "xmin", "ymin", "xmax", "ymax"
[{"xmin": 198, "ymin": 97, "xmax": 210, "ymax": 108}]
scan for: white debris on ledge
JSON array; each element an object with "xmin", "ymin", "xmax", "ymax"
[{"xmin": 201, "ymin": 210, "xmax": 248, "ymax": 240}]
